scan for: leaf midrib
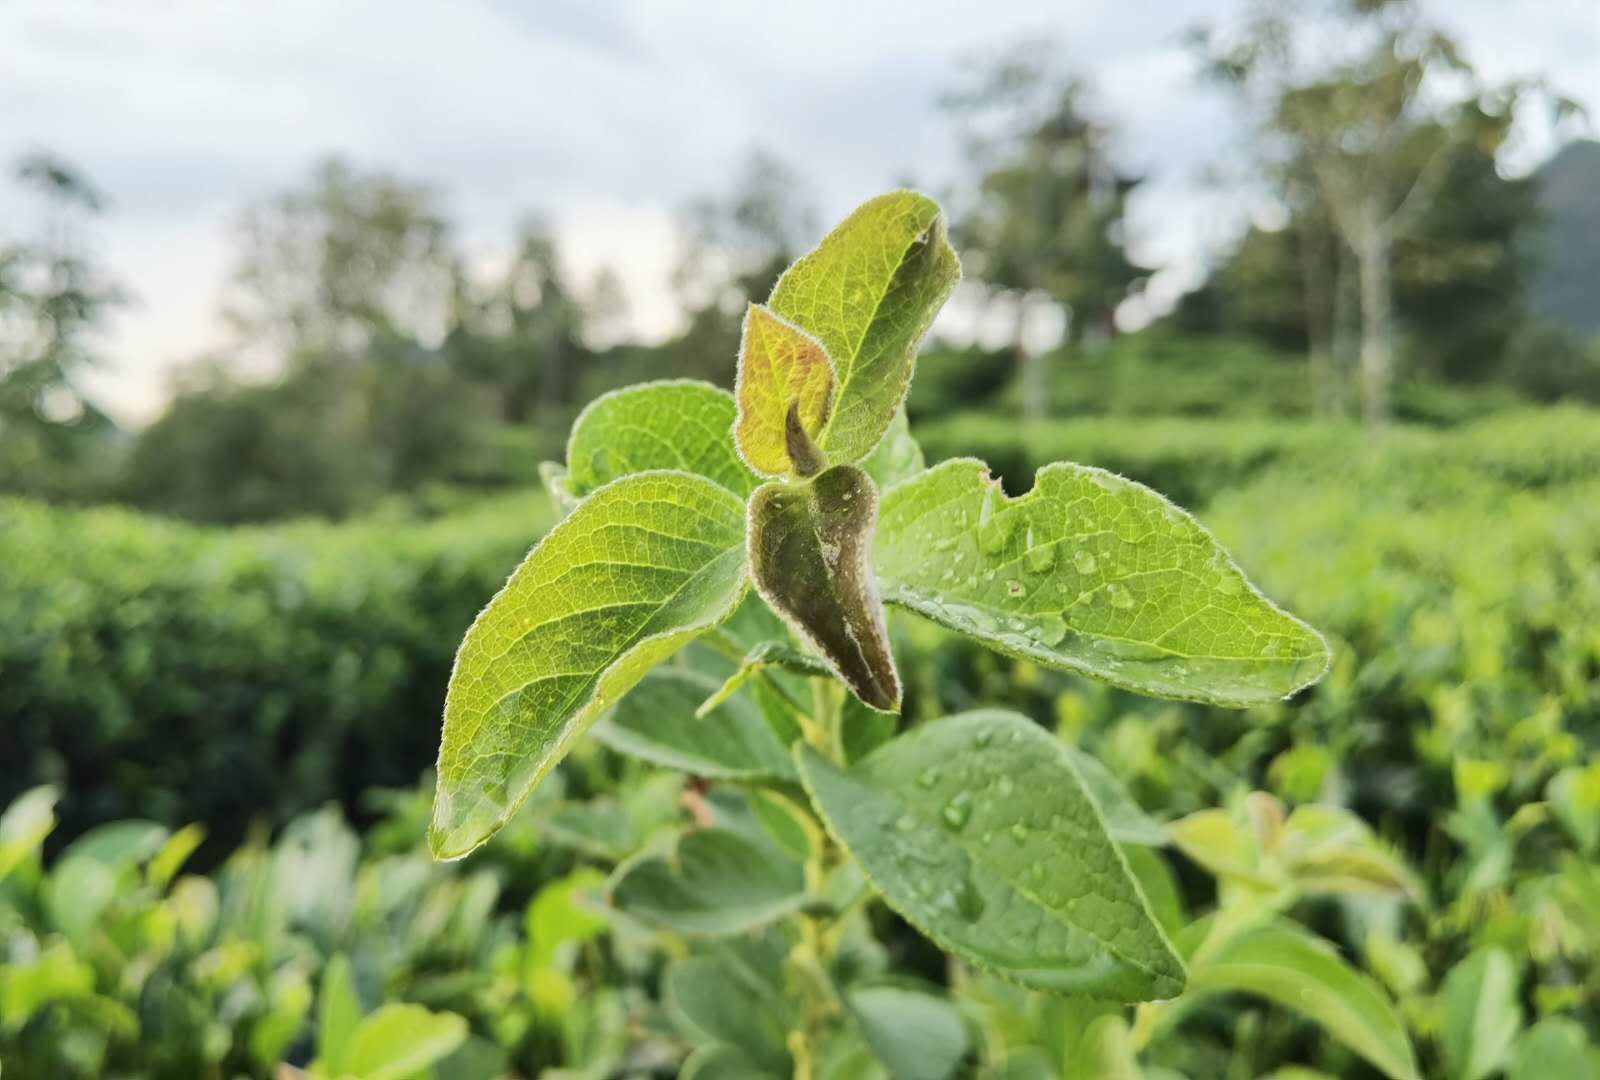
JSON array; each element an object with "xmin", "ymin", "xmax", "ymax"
[{"xmin": 807, "ymin": 225, "xmax": 925, "ymax": 450}]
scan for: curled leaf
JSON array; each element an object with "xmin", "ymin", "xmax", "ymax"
[
  {"xmin": 748, "ymin": 465, "xmax": 900, "ymax": 712},
  {"xmin": 735, "ymin": 304, "xmax": 835, "ymax": 477},
  {"xmin": 769, "ymin": 191, "xmax": 960, "ymax": 464}
]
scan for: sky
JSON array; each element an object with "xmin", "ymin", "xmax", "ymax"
[{"xmin": 2, "ymin": 0, "xmax": 1595, "ymax": 424}]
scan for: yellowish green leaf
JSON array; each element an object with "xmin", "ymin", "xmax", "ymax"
[
  {"xmin": 769, "ymin": 191, "xmax": 959, "ymax": 464},
  {"xmin": 430, "ymin": 471, "xmax": 749, "ymax": 859},
  {"xmin": 735, "ymin": 303, "xmax": 835, "ymax": 477}
]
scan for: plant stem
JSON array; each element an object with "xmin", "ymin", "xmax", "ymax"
[{"xmin": 787, "ymin": 675, "xmax": 848, "ymax": 1077}]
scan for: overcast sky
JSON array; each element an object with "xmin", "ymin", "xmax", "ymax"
[{"xmin": 2, "ymin": 0, "xmax": 1595, "ymax": 423}]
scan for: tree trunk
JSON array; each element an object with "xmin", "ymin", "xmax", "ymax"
[
  {"xmin": 1355, "ymin": 200, "xmax": 1394, "ymax": 432},
  {"xmin": 1296, "ymin": 216, "xmax": 1339, "ymax": 418},
  {"xmin": 1014, "ymin": 293, "xmax": 1049, "ymax": 422}
]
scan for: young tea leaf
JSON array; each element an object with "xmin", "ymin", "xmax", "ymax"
[
  {"xmin": 430, "ymin": 471, "xmax": 749, "ymax": 859},
  {"xmin": 748, "ymin": 464, "xmax": 900, "ymax": 712},
  {"xmin": 592, "ymin": 668, "xmax": 797, "ymax": 782},
  {"xmin": 1440, "ymin": 947, "xmax": 1523, "ymax": 1080},
  {"xmin": 769, "ymin": 191, "xmax": 960, "ymax": 464},
  {"xmin": 565, "ymin": 380, "xmax": 758, "ymax": 498},
  {"xmin": 666, "ymin": 954, "xmax": 793, "ymax": 1073},
  {"xmin": 735, "ymin": 304, "xmax": 836, "ymax": 477},
  {"xmin": 847, "ymin": 985, "xmax": 970, "ymax": 1080},
  {"xmin": 1182, "ymin": 920, "xmax": 1420, "ymax": 1080},
  {"xmin": 608, "ymin": 827, "xmax": 806, "ymax": 935},
  {"xmin": 874, "ymin": 459, "xmax": 1330, "ymax": 707},
  {"xmin": 341, "ymin": 1004, "xmax": 469, "ymax": 1080},
  {"xmin": 796, "ymin": 710, "xmax": 1185, "ymax": 1000},
  {"xmin": 316, "ymin": 953, "xmax": 362, "ymax": 1075}
]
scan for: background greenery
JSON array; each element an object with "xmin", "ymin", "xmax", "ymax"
[{"xmin": 3, "ymin": 0, "xmax": 1598, "ymax": 1076}]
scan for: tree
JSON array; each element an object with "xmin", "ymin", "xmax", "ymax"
[
  {"xmin": 0, "ymin": 154, "xmax": 124, "ymax": 499},
  {"xmin": 663, "ymin": 149, "xmax": 817, "ymax": 385},
  {"xmin": 1178, "ymin": 111, "xmax": 1539, "ymax": 403},
  {"xmin": 127, "ymin": 159, "xmax": 493, "ymax": 521},
  {"xmin": 1197, "ymin": 0, "xmax": 1575, "ymax": 428},
  {"xmin": 223, "ymin": 157, "xmax": 455, "ymax": 363},
  {"xmin": 447, "ymin": 216, "xmax": 588, "ymax": 424},
  {"xmin": 944, "ymin": 43, "xmax": 1148, "ymax": 419}
]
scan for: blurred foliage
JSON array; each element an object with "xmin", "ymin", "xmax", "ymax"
[
  {"xmin": 0, "ymin": 154, "xmax": 125, "ymax": 502},
  {"xmin": 940, "ymin": 41, "xmax": 1149, "ymax": 421},
  {"xmin": 0, "ymin": 759, "xmax": 696, "ymax": 1079},
  {"xmin": 0, "ymin": 490, "xmax": 553, "ymax": 851},
  {"xmin": 1, "ymin": 403, "xmax": 1598, "ymax": 1074}
]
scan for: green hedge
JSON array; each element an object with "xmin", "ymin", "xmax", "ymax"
[
  {"xmin": 0, "ymin": 494, "xmax": 552, "ymax": 849},
  {"xmin": 916, "ymin": 405, "xmax": 1600, "ymax": 507}
]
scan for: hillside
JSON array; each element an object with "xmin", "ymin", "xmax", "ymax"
[{"xmin": 1533, "ymin": 138, "xmax": 1600, "ymax": 336}]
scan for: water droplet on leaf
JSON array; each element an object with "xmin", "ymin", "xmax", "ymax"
[{"xmin": 941, "ymin": 791, "xmax": 974, "ymax": 831}]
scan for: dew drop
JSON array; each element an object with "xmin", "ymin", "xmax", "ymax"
[
  {"xmin": 1025, "ymin": 535, "xmax": 1056, "ymax": 573},
  {"xmin": 954, "ymin": 875, "xmax": 985, "ymax": 920},
  {"xmin": 933, "ymin": 535, "xmax": 958, "ymax": 553},
  {"xmin": 1106, "ymin": 582, "xmax": 1135, "ymax": 610},
  {"xmin": 1073, "ymin": 549, "xmax": 1098, "ymax": 575},
  {"xmin": 977, "ymin": 485, "xmax": 1015, "ymax": 554},
  {"xmin": 916, "ymin": 765, "xmax": 939, "ymax": 789},
  {"xmin": 895, "ymin": 813, "xmax": 918, "ymax": 833},
  {"xmin": 941, "ymin": 791, "xmax": 974, "ymax": 831},
  {"xmin": 974, "ymin": 726, "xmax": 995, "ymax": 748},
  {"xmin": 1009, "ymin": 822, "xmax": 1030, "ymax": 843},
  {"xmin": 996, "ymin": 775, "xmax": 1015, "ymax": 797}
]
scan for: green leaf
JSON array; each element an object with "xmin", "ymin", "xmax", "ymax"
[
  {"xmin": 847, "ymin": 985, "xmax": 969, "ymax": 1080},
  {"xmin": 342, "ymin": 1003, "xmax": 469, "ymax": 1080},
  {"xmin": 1062, "ymin": 746, "xmax": 1166, "ymax": 846},
  {"xmin": 1440, "ymin": 947, "xmax": 1523, "ymax": 1080},
  {"xmin": 317, "ymin": 953, "xmax": 362, "ymax": 1075},
  {"xmin": 749, "ymin": 464, "xmax": 900, "ymax": 711},
  {"xmin": 736, "ymin": 303, "xmax": 836, "ymax": 477},
  {"xmin": 1547, "ymin": 762, "xmax": 1600, "ymax": 855},
  {"xmin": 667, "ymin": 954, "xmax": 792, "ymax": 1072},
  {"xmin": 796, "ymin": 710, "xmax": 1184, "ymax": 999},
  {"xmin": 45, "ymin": 856, "xmax": 117, "ymax": 946},
  {"xmin": 1080, "ymin": 1014, "xmax": 1142, "ymax": 1080},
  {"xmin": 147, "ymin": 822, "xmax": 205, "ymax": 890},
  {"xmin": 682, "ymin": 1045, "xmax": 787, "ymax": 1080},
  {"xmin": 1120, "ymin": 844, "xmax": 1186, "ymax": 940},
  {"xmin": 748, "ymin": 787, "xmax": 818, "ymax": 861},
  {"xmin": 540, "ymin": 460, "xmax": 581, "ymax": 518},
  {"xmin": 769, "ymin": 190, "xmax": 960, "ymax": 464},
  {"xmin": 608, "ymin": 827, "xmax": 805, "ymax": 935},
  {"xmin": 565, "ymin": 380, "xmax": 757, "ymax": 498},
  {"xmin": 59, "ymin": 819, "xmax": 169, "ymax": 869},
  {"xmin": 0, "ymin": 785, "xmax": 59, "ymax": 883},
  {"xmin": 1186, "ymin": 920, "xmax": 1420, "ymax": 1080},
  {"xmin": 840, "ymin": 694, "xmax": 897, "ymax": 764},
  {"xmin": 1509, "ymin": 1019, "xmax": 1598, "ymax": 1080},
  {"xmin": 592, "ymin": 668, "xmax": 797, "ymax": 782},
  {"xmin": 0, "ymin": 939, "xmax": 95, "ymax": 1032},
  {"xmin": 527, "ymin": 867, "xmax": 610, "ymax": 969},
  {"xmin": 431, "ymin": 471, "xmax": 749, "ymax": 859},
  {"xmin": 875, "ymin": 459, "xmax": 1330, "ymax": 707},
  {"xmin": 861, "ymin": 406, "xmax": 926, "ymax": 490}
]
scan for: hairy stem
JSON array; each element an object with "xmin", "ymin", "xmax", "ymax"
[{"xmin": 787, "ymin": 675, "xmax": 848, "ymax": 1077}]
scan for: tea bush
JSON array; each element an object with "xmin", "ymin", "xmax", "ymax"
[{"xmin": 0, "ymin": 493, "xmax": 552, "ymax": 848}]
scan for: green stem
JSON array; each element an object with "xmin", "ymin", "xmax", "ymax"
[{"xmin": 787, "ymin": 675, "xmax": 848, "ymax": 1076}]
